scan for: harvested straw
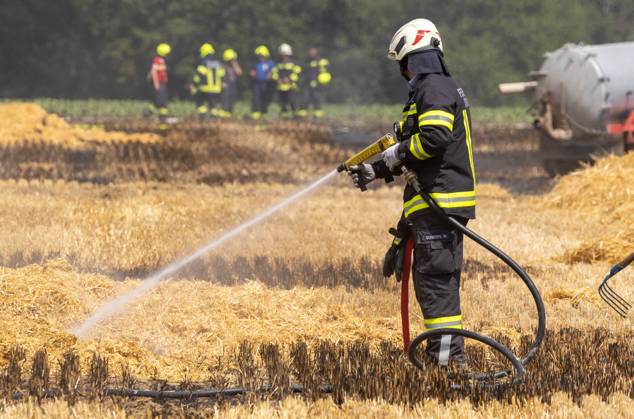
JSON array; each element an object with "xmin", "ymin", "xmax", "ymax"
[
  {"xmin": 544, "ymin": 153, "xmax": 634, "ymax": 264},
  {"xmin": 0, "ymin": 103, "xmax": 159, "ymax": 147}
]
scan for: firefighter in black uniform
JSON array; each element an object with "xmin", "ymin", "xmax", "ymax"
[
  {"xmin": 192, "ymin": 43, "xmax": 225, "ymax": 119},
  {"xmin": 298, "ymin": 48, "xmax": 331, "ymax": 118},
  {"xmin": 349, "ymin": 18, "xmax": 476, "ymax": 366},
  {"xmin": 271, "ymin": 43, "xmax": 302, "ymax": 118}
]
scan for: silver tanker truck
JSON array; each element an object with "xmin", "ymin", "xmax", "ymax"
[{"xmin": 499, "ymin": 42, "xmax": 634, "ymax": 176}]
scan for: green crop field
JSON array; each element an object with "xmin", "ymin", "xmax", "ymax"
[{"xmin": 3, "ymin": 98, "xmax": 531, "ymax": 126}]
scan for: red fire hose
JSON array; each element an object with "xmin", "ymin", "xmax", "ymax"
[{"xmin": 400, "ymin": 238, "xmax": 414, "ymax": 352}]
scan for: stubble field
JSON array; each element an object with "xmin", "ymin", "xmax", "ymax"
[{"xmin": 0, "ymin": 103, "xmax": 632, "ymax": 417}]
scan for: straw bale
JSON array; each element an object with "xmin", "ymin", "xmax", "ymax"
[
  {"xmin": 541, "ymin": 152, "xmax": 634, "ymax": 264},
  {"xmin": 563, "ymin": 234, "xmax": 634, "ymax": 265},
  {"xmin": 546, "ymin": 286, "xmax": 602, "ymax": 308},
  {"xmin": 547, "ymin": 153, "xmax": 634, "ymax": 212},
  {"xmin": 0, "ymin": 103, "xmax": 159, "ymax": 147}
]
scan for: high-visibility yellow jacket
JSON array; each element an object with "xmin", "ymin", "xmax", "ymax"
[
  {"xmin": 271, "ymin": 62, "xmax": 302, "ymax": 92},
  {"xmin": 307, "ymin": 58, "xmax": 331, "ymax": 88},
  {"xmin": 193, "ymin": 57, "xmax": 226, "ymax": 94},
  {"xmin": 374, "ymin": 72, "xmax": 476, "ymax": 220}
]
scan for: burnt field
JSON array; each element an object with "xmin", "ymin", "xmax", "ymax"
[
  {"xmin": 0, "ymin": 103, "xmax": 631, "ymax": 417},
  {"xmin": 1, "ymin": 328, "xmax": 632, "ymax": 417}
]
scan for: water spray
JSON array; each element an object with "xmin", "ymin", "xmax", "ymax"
[{"xmin": 71, "ymin": 170, "xmax": 338, "ymax": 337}]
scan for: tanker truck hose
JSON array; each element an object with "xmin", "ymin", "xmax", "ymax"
[{"xmin": 401, "ymin": 166, "xmax": 546, "ymax": 378}]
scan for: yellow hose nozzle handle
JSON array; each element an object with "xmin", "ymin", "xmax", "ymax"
[{"xmin": 337, "ymin": 134, "xmax": 396, "ymax": 172}]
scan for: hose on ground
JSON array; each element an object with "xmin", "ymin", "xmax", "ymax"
[{"xmin": 401, "ymin": 166, "xmax": 546, "ymax": 383}]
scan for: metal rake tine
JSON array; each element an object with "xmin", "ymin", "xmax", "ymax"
[
  {"xmin": 603, "ymin": 281, "xmax": 632, "ymax": 310},
  {"xmin": 599, "ymin": 279, "xmax": 630, "ymax": 316},
  {"xmin": 599, "ymin": 287, "xmax": 628, "ymax": 317},
  {"xmin": 600, "ymin": 277, "xmax": 632, "ymax": 310},
  {"xmin": 598, "ymin": 276, "xmax": 629, "ymax": 316},
  {"xmin": 598, "ymin": 278, "xmax": 630, "ymax": 318},
  {"xmin": 599, "ymin": 284, "xmax": 628, "ymax": 318}
]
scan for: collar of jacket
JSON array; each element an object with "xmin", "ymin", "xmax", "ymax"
[
  {"xmin": 407, "ymin": 50, "xmax": 449, "ymax": 76},
  {"xmin": 407, "ymin": 75, "xmax": 421, "ymax": 92}
]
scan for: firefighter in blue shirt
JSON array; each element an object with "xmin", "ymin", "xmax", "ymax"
[{"xmin": 250, "ymin": 45, "xmax": 275, "ymax": 120}]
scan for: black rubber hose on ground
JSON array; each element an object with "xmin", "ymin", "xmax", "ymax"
[
  {"xmin": 106, "ymin": 384, "xmax": 334, "ymax": 399},
  {"xmin": 443, "ymin": 213, "xmax": 546, "ymax": 366},
  {"xmin": 11, "ymin": 385, "xmax": 333, "ymax": 401},
  {"xmin": 407, "ymin": 328, "xmax": 525, "ymax": 384},
  {"xmin": 406, "ymin": 172, "xmax": 546, "ymax": 369}
]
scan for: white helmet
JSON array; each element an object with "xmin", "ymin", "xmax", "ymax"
[
  {"xmin": 387, "ymin": 18, "xmax": 443, "ymax": 61},
  {"xmin": 278, "ymin": 43, "xmax": 293, "ymax": 56}
]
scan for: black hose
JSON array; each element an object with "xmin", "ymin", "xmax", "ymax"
[
  {"xmin": 104, "ymin": 384, "xmax": 332, "ymax": 399},
  {"xmin": 407, "ymin": 328, "xmax": 525, "ymax": 385},
  {"xmin": 400, "ymin": 164, "xmax": 546, "ymax": 377},
  {"xmin": 11, "ymin": 385, "xmax": 333, "ymax": 401},
  {"xmin": 418, "ymin": 190, "xmax": 546, "ymax": 367}
]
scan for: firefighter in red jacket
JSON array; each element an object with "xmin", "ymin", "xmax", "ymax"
[{"xmin": 150, "ymin": 43, "xmax": 171, "ymax": 118}]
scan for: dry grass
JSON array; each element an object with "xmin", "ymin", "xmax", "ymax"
[
  {"xmin": 211, "ymin": 393, "xmax": 634, "ymax": 419},
  {"xmin": 542, "ymin": 153, "xmax": 634, "ymax": 264},
  {"xmin": 0, "ymin": 163, "xmax": 631, "ymax": 383},
  {"xmin": 0, "ymin": 103, "xmax": 159, "ymax": 147},
  {"xmin": 2, "ymin": 392, "xmax": 632, "ymax": 418},
  {"xmin": 1, "ymin": 106, "xmax": 633, "ymax": 416}
]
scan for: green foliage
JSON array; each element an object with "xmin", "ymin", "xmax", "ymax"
[
  {"xmin": 1, "ymin": 0, "xmax": 633, "ymax": 105},
  {"xmin": 31, "ymin": 98, "xmax": 530, "ymax": 126}
]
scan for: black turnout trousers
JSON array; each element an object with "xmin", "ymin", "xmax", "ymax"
[{"xmin": 410, "ymin": 211, "xmax": 467, "ymax": 364}]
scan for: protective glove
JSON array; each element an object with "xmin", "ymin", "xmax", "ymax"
[
  {"xmin": 383, "ymin": 227, "xmax": 408, "ymax": 281},
  {"xmin": 348, "ymin": 164, "xmax": 376, "ymax": 191},
  {"xmin": 382, "ymin": 143, "xmax": 402, "ymax": 171}
]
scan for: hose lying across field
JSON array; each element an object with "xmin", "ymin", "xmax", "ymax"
[
  {"xmin": 11, "ymin": 385, "xmax": 333, "ymax": 401},
  {"xmin": 401, "ymin": 166, "xmax": 546, "ymax": 386}
]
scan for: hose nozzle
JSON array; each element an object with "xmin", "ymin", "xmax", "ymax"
[
  {"xmin": 401, "ymin": 166, "xmax": 422, "ymax": 193},
  {"xmin": 337, "ymin": 134, "xmax": 396, "ymax": 172}
]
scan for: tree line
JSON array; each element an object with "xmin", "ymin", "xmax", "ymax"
[{"xmin": 1, "ymin": 0, "xmax": 633, "ymax": 105}]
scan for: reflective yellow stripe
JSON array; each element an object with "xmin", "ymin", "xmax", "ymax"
[
  {"xmin": 402, "ymin": 103, "xmax": 417, "ymax": 117},
  {"xmin": 420, "ymin": 110, "xmax": 455, "ymax": 121},
  {"xmin": 403, "ymin": 191, "xmax": 476, "ymax": 218},
  {"xmin": 430, "ymin": 190, "xmax": 476, "ymax": 199},
  {"xmin": 425, "ymin": 315, "xmax": 462, "ymax": 330},
  {"xmin": 196, "ymin": 65, "xmax": 223, "ymax": 93},
  {"xmin": 419, "ymin": 110, "xmax": 455, "ymax": 131},
  {"xmin": 408, "ymin": 133, "xmax": 432, "ymax": 160},
  {"xmin": 463, "ymin": 110, "xmax": 476, "ymax": 186}
]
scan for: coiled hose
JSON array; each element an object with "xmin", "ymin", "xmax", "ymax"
[{"xmin": 400, "ymin": 166, "xmax": 546, "ymax": 384}]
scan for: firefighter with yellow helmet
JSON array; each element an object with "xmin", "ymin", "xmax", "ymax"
[
  {"xmin": 299, "ymin": 47, "xmax": 332, "ymax": 118},
  {"xmin": 222, "ymin": 48, "xmax": 243, "ymax": 116},
  {"xmin": 250, "ymin": 45, "xmax": 275, "ymax": 120},
  {"xmin": 349, "ymin": 19, "xmax": 476, "ymax": 366},
  {"xmin": 192, "ymin": 42, "xmax": 226, "ymax": 118},
  {"xmin": 149, "ymin": 43, "xmax": 171, "ymax": 118}
]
